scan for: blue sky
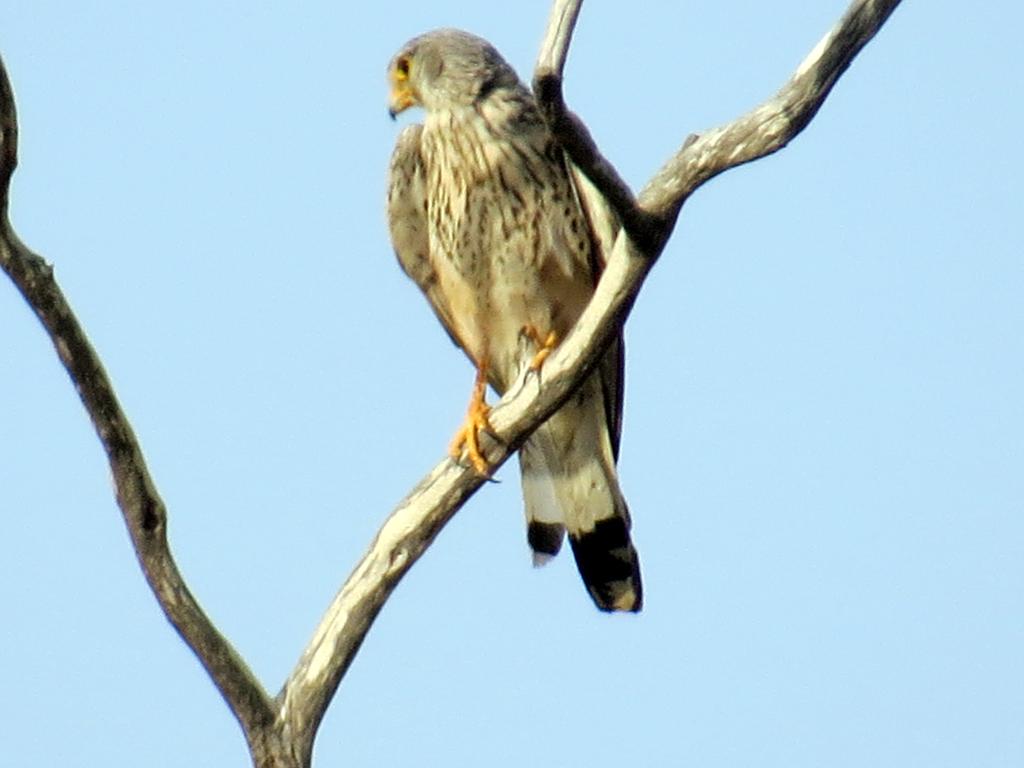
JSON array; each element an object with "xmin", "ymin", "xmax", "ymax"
[{"xmin": 2, "ymin": 2, "xmax": 1021, "ymax": 766}]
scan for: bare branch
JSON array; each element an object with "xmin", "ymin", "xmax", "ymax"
[
  {"xmin": 532, "ymin": 0, "xmax": 658, "ymax": 251},
  {"xmin": 639, "ymin": 0, "xmax": 904, "ymax": 229},
  {"xmin": 0, "ymin": 54, "xmax": 17, "ymax": 219},
  {"xmin": 278, "ymin": 461, "xmax": 485, "ymax": 749},
  {"xmin": 534, "ymin": 0, "xmax": 582, "ymax": 78},
  {"xmin": 1, "ymin": 0, "xmax": 903, "ymax": 763},
  {"xmin": 535, "ymin": 0, "xmax": 902, "ymax": 255},
  {"xmin": 277, "ymin": 229, "xmax": 649, "ymax": 749},
  {"xmin": 280, "ymin": 0, "xmax": 904, "ymax": 733},
  {"xmin": 0, "ymin": 53, "xmax": 275, "ymax": 753}
]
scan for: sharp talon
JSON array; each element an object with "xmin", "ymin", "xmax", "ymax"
[
  {"xmin": 449, "ymin": 362, "xmax": 496, "ymax": 476},
  {"xmin": 521, "ymin": 325, "xmax": 558, "ymax": 373}
]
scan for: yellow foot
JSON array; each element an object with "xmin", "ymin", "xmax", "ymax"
[
  {"xmin": 520, "ymin": 325, "xmax": 558, "ymax": 372},
  {"xmin": 449, "ymin": 364, "xmax": 495, "ymax": 476}
]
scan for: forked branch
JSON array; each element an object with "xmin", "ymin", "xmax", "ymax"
[
  {"xmin": 536, "ymin": 0, "xmax": 903, "ymax": 253},
  {"xmin": 0, "ymin": 1, "xmax": 902, "ymax": 765},
  {"xmin": 280, "ymin": 0, "xmax": 904, "ymax": 750}
]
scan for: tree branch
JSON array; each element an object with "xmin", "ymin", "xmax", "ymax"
[
  {"xmin": 0, "ymin": 54, "xmax": 276, "ymax": 754},
  {"xmin": 534, "ymin": 0, "xmax": 582, "ymax": 78},
  {"xmin": 638, "ymin": 0, "xmax": 904, "ymax": 232},
  {"xmin": 532, "ymin": 0, "xmax": 657, "ymax": 251},
  {"xmin": 1, "ymin": 0, "xmax": 903, "ymax": 764},
  {"xmin": 535, "ymin": 0, "xmax": 902, "ymax": 255},
  {"xmin": 277, "ymin": 0, "xmax": 904, "ymax": 743},
  {"xmin": 276, "ymin": 226, "xmax": 648, "ymax": 751}
]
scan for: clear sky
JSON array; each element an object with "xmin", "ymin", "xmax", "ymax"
[{"xmin": 2, "ymin": 2, "xmax": 1021, "ymax": 767}]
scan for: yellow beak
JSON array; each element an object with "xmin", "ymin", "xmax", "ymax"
[{"xmin": 388, "ymin": 84, "xmax": 415, "ymax": 120}]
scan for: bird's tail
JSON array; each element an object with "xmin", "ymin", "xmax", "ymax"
[{"xmin": 519, "ymin": 373, "xmax": 642, "ymax": 612}]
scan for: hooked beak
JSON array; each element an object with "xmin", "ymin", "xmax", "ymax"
[{"xmin": 388, "ymin": 85, "xmax": 415, "ymax": 120}]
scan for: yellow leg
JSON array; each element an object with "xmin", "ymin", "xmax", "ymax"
[
  {"xmin": 520, "ymin": 325, "xmax": 558, "ymax": 372},
  {"xmin": 448, "ymin": 362, "xmax": 495, "ymax": 476}
]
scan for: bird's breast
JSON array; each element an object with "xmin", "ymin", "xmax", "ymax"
[{"xmin": 420, "ymin": 110, "xmax": 591, "ymax": 387}]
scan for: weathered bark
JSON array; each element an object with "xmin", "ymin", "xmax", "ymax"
[{"xmin": 0, "ymin": 1, "xmax": 901, "ymax": 765}]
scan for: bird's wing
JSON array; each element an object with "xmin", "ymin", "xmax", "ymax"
[
  {"xmin": 567, "ymin": 160, "xmax": 626, "ymax": 461},
  {"xmin": 387, "ymin": 123, "xmax": 462, "ymax": 351}
]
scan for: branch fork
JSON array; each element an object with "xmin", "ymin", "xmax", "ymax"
[{"xmin": 0, "ymin": 1, "xmax": 902, "ymax": 765}]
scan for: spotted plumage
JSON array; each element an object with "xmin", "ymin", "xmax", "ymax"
[{"xmin": 386, "ymin": 29, "xmax": 642, "ymax": 612}]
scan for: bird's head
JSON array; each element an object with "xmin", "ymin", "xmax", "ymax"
[{"xmin": 387, "ymin": 28, "xmax": 519, "ymax": 119}]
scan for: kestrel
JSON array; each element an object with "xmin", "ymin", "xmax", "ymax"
[{"xmin": 386, "ymin": 29, "xmax": 642, "ymax": 612}]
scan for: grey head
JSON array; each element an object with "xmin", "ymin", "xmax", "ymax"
[{"xmin": 387, "ymin": 28, "xmax": 522, "ymax": 117}]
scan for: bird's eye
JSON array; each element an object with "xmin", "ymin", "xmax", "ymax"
[{"xmin": 395, "ymin": 57, "xmax": 410, "ymax": 81}]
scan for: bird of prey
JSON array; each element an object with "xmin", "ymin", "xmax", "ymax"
[{"xmin": 386, "ymin": 29, "xmax": 642, "ymax": 612}]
